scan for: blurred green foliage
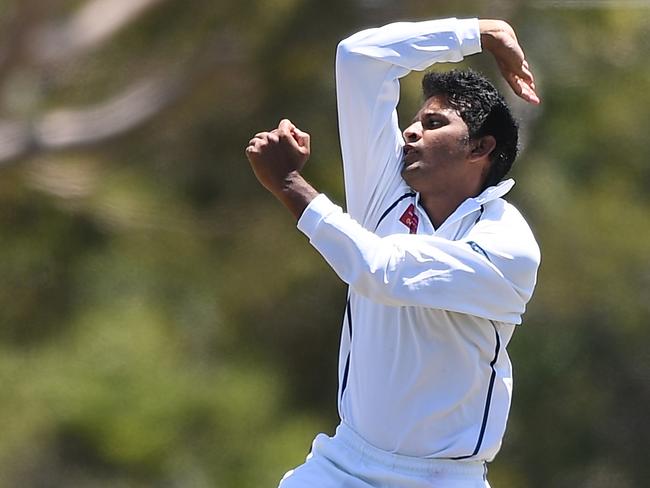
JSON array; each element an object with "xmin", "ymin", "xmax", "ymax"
[{"xmin": 0, "ymin": 0, "xmax": 648, "ymax": 486}]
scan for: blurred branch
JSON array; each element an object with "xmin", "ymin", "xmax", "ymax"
[
  {"xmin": 0, "ymin": 75, "xmax": 180, "ymax": 162},
  {"xmin": 0, "ymin": 34, "xmax": 244, "ymax": 165},
  {"xmin": 0, "ymin": 0, "xmax": 172, "ymax": 156},
  {"xmin": 35, "ymin": 76, "xmax": 180, "ymax": 149},
  {"xmin": 0, "ymin": 0, "xmax": 248, "ymax": 165},
  {"xmin": 28, "ymin": 0, "xmax": 169, "ymax": 66}
]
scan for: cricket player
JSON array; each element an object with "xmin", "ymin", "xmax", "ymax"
[{"xmin": 245, "ymin": 16, "xmax": 541, "ymax": 488}]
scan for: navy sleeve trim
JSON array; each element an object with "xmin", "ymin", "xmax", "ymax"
[{"xmin": 466, "ymin": 241, "xmax": 492, "ymax": 263}]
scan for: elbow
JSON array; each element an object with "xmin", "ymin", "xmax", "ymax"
[
  {"xmin": 337, "ymin": 38, "xmax": 352, "ymax": 55},
  {"xmin": 510, "ymin": 253, "xmax": 541, "ymax": 305},
  {"xmin": 336, "ymin": 38, "xmax": 358, "ymax": 66},
  {"xmin": 336, "ymin": 29, "xmax": 375, "ymax": 62}
]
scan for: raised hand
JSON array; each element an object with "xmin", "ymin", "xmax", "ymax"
[
  {"xmin": 479, "ymin": 19, "xmax": 540, "ymax": 105},
  {"xmin": 245, "ymin": 119, "xmax": 318, "ymax": 219},
  {"xmin": 245, "ymin": 119, "xmax": 311, "ymax": 194}
]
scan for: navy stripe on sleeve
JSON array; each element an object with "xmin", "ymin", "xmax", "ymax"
[{"xmin": 467, "ymin": 240, "xmax": 492, "ymax": 263}]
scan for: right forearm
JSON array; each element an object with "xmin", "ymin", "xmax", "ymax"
[
  {"xmin": 297, "ymin": 194, "xmax": 528, "ymax": 322},
  {"xmin": 337, "ymin": 18, "xmax": 481, "ymax": 70}
]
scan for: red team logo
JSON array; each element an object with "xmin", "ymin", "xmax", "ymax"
[{"xmin": 399, "ymin": 204, "xmax": 419, "ymax": 234}]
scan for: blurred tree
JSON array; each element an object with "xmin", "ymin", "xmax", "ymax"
[{"xmin": 0, "ymin": 0, "xmax": 648, "ymax": 487}]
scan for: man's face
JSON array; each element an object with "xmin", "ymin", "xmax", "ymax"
[{"xmin": 401, "ymin": 95, "xmax": 473, "ymax": 194}]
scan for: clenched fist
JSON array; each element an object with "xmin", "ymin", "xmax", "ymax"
[{"xmin": 245, "ymin": 119, "xmax": 311, "ymax": 194}]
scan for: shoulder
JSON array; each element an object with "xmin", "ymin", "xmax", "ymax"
[
  {"xmin": 473, "ymin": 197, "xmax": 541, "ymax": 267},
  {"xmin": 464, "ymin": 198, "xmax": 541, "ymax": 302},
  {"xmin": 483, "ymin": 198, "xmax": 537, "ymax": 238}
]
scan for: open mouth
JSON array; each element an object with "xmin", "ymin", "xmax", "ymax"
[{"xmin": 402, "ymin": 145, "xmax": 418, "ymax": 166}]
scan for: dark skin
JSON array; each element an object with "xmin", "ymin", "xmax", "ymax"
[
  {"xmin": 245, "ymin": 19, "xmax": 540, "ymax": 224},
  {"xmin": 401, "ymin": 95, "xmax": 496, "ymax": 227}
]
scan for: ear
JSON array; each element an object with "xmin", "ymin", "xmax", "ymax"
[{"xmin": 468, "ymin": 135, "xmax": 496, "ymax": 163}]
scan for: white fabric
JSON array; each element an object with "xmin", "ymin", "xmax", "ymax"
[
  {"xmin": 279, "ymin": 423, "xmax": 491, "ymax": 488},
  {"xmin": 296, "ymin": 17, "xmax": 540, "ymax": 464},
  {"xmin": 335, "ymin": 17, "xmax": 481, "ymax": 225}
]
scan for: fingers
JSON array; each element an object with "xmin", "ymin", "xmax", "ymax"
[
  {"xmin": 277, "ymin": 118, "xmax": 311, "ymax": 150},
  {"xmin": 278, "ymin": 118, "xmax": 304, "ymax": 147},
  {"xmin": 246, "ymin": 131, "xmax": 273, "ymax": 159},
  {"xmin": 507, "ymin": 74, "xmax": 540, "ymax": 105},
  {"xmin": 278, "ymin": 118, "xmax": 295, "ymax": 134},
  {"xmin": 499, "ymin": 56, "xmax": 540, "ymax": 105},
  {"xmin": 520, "ymin": 62, "xmax": 535, "ymax": 85},
  {"xmin": 245, "ymin": 119, "xmax": 311, "ymax": 157},
  {"xmin": 515, "ymin": 69, "xmax": 540, "ymax": 104},
  {"xmin": 248, "ymin": 132, "xmax": 268, "ymax": 148},
  {"xmin": 512, "ymin": 57, "xmax": 539, "ymax": 103},
  {"xmin": 277, "ymin": 119, "xmax": 298, "ymax": 145},
  {"xmin": 291, "ymin": 127, "xmax": 311, "ymax": 151}
]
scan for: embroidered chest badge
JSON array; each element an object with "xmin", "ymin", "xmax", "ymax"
[{"xmin": 399, "ymin": 203, "xmax": 419, "ymax": 234}]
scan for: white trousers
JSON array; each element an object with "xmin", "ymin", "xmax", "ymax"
[{"xmin": 278, "ymin": 423, "xmax": 492, "ymax": 488}]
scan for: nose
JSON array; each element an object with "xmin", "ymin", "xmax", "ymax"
[{"xmin": 403, "ymin": 121, "xmax": 422, "ymax": 143}]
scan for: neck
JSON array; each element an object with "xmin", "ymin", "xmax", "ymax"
[
  {"xmin": 418, "ymin": 181, "xmax": 483, "ymax": 229},
  {"xmin": 418, "ymin": 194, "xmax": 462, "ymax": 229}
]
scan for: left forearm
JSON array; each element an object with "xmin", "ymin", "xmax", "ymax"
[
  {"xmin": 297, "ymin": 194, "xmax": 527, "ymax": 322},
  {"xmin": 270, "ymin": 171, "xmax": 320, "ymax": 221}
]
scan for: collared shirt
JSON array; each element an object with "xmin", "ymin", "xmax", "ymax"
[{"xmin": 297, "ymin": 18, "xmax": 540, "ymax": 462}]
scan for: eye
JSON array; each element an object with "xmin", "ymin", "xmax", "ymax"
[{"xmin": 423, "ymin": 116, "xmax": 445, "ymax": 129}]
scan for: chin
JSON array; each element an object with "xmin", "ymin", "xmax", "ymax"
[{"xmin": 401, "ymin": 167, "xmax": 423, "ymax": 191}]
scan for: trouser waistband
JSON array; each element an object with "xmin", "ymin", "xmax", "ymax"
[{"xmin": 333, "ymin": 422, "xmax": 486, "ymax": 478}]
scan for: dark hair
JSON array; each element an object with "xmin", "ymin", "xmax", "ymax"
[{"xmin": 421, "ymin": 69, "xmax": 518, "ymax": 189}]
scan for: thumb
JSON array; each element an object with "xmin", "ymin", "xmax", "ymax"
[
  {"xmin": 278, "ymin": 118, "xmax": 295, "ymax": 135},
  {"xmin": 292, "ymin": 128, "xmax": 310, "ymax": 150},
  {"xmin": 278, "ymin": 118, "xmax": 303, "ymax": 148}
]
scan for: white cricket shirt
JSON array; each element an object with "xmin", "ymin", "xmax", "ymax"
[{"xmin": 297, "ymin": 18, "xmax": 540, "ymax": 462}]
